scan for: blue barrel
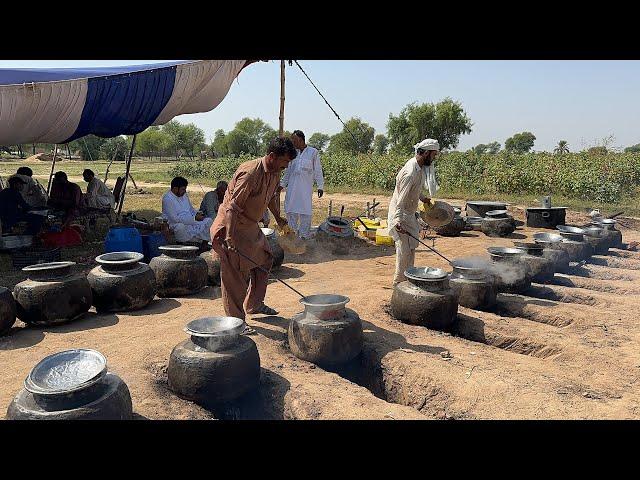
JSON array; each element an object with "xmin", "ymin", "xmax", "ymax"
[
  {"xmin": 142, "ymin": 232, "xmax": 167, "ymax": 263},
  {"xmin": 104, "ymin": 226, "xmax": 144, "ymax": 254}
]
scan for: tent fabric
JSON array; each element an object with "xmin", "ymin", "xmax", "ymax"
[{"xmin": 0, "ymin": 60, "xmax": 248, "ymax": 145}]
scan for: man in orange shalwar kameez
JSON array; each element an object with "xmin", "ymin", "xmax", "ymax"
[{"xmin": 210, "ymin": 137, "xmax": 296, "ymax": 330}]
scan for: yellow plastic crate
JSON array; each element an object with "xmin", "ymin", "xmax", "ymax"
[{"xmin": 375, "ymin": 227, "xmax": 394, "ymax": 246}]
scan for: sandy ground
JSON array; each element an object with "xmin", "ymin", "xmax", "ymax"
[{"xmin": 2, "ymin": 200, "xmax": 640, "ymax": 419}]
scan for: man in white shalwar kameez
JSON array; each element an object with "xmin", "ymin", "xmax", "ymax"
[
  {"xmin": 281, "ymin": 130, "xmax": 324, "ymax": 239},
  {"xmin": 82, "ymin": 169, "xmax": 115, "ymax": 210},
  {"xmin": 387, "ymin": 138, "xmax": 440, "ymax": 285},
  {"xmin": 162, "ymin": 176, "xmax": 213, "ymax": 243}
]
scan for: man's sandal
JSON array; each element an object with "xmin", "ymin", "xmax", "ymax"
[{"xmin": 248, "ymin": 304, "xmax": 279, "ymax": 316}]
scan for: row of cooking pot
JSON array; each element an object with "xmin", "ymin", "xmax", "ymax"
[{"xmin": 0, "ymin": 245, "xmax": 221, "ymax": 332}]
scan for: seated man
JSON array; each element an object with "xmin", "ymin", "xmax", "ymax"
[
  {"xmin": 162, "ymin": 176, "xmax": 213, "ymax": 243},
  {"xmin": 10, "ymin": 166, "xmax": 48, "ymax": 208},
  {"xmin": 81, "ymin": 169, "xmax": 115, "ymax": 210},
  {"xmin": 199, "ymin": 181, "xmax": 228, "ymax": 219},
  {"xmin": 48, "ymin": 171, "xmax": 82, "ymax": 227},
  {"xmin": 0, "ymin": 176, "xmax": 45, "ymax": 235}
]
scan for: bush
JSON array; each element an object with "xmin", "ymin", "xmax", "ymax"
[{"xmin": 169, "ymin": 151, "xmax": 640, "ymax": 204}]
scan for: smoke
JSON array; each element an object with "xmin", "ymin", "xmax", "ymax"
[{"xmin": 454, "ymin": 255, "xmax": 525, "ymax": 286}]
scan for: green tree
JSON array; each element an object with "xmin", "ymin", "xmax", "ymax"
[
  {"xmin": 70, "ymin": 135, "xmax": 106, "ymax": 161},
  {"xmin": 225, "ymin": 129, "xmax": 255, "ymax": 156},
  {"xmin": 232, "ymin": 117, "xmax": 277, "ymax": 155},
  {"xmin": 372, "ymin": 134, "xmax": 389, "ymax": 155},
  {"xmin": 387, "ymin": 98, "xmax": 473, "ymax": 154},
  {"xmin": 101, "ymin": 136, "xmax": 128, "ymax": 161},
  {"xmin": 181, "ymin": 123, "xmax": 206, "ymax": 159},
  {"xmin": 486, "ymin": 141, "xmax": 501, "ymax": 154},
  {"xmin": 308, "ymin": 132, "xmax": 330, "ymax": 152},
  {"xmin": 625, "ymin": 143, "xmax": 640, "ymax": 153},
  {"xmin": 505, "ymin": 132, "xmax": 536, "ymax": 153},
  {"xmin": 472, "ymin": 144, "xmax": 488, "ymax": 155},
  {"xmin": 327, "ymin": 117, "xmax": 375, "ymax": 154},
  {"xmin": 162, "ymin": 120, "xmax": 184, "ymax": 159},
  {"xmin": 587, "ymin": 146, "xmax": 607, "ymax": 155},
  {"xmin": 210, "ymin": 129, "xmax": 228, "ymax": 157},
  {"xmin": 554, "ymin": 140, "xmax": 569, "ymax": 154}
]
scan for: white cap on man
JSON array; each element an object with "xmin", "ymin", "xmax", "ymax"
[{"xmin": 414, "ymin": 138, "xmax": 440, "ymax": 152}]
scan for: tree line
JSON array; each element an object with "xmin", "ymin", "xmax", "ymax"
[{"xmin": 3, "ymin": 96, "xmax": 639, "ymax": 160}]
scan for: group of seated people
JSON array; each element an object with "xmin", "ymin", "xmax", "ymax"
[
  {"xmin": 161, "ymin": 177, "xmax": 270, "ymax": 245},
  {"xmin": 0, "ymin": 166, "xmax": 116, "ymax": 235}
]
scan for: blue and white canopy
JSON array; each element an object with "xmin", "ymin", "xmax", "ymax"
[{"xmin": 0, "ymin": 60, "xmax": 251, "ymax": 145}]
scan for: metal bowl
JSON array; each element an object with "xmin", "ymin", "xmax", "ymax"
[
  {"xmin": 486, "ymin": 209, "xmax": 509, "ymax": 218},
  {"xmin": 185, "ymin": 316, "xmax": 245, "ymax": 351},
  {"xmin": 300, "ymin": 294, "xmax": 350, "ymax": 321},
  {"xmin": 450, "ymin": 258, "xmax": 490, "ymax": 280},
  {"xmin": 556, "ymin": 225, "xmax": 586, "ymax": 235},
  {"xmin": 533, "ymin": 232, "xmax": 564, "ymax": 244},
  {"xmin": 487, "ymin": 247, "xmax": 525, "ymax": 259},
  {"xmin": 185, "ymin": 316, "xmax": 245, "ymax": 337},
  {"xmin": 513, "ymin": 242, "xmax": 544, "ymax": 256},
  {"xmin": 405, "ymin": 266, "xmax": 449, "ymax": 282},
  {"xmin": 261, "ymin": 227, "xmax": 275, "ymax": 237},
  {"xmin": 159, "ymin": 245, "xmax": 198, "ymax": 259},
  {"xmin": 420, "ymin": 201, "xmax": 455, "ymax": 227},
  {"xmin": 24, "ymin": 349, "xmax": 107, "ymax": 396},
  {"xmin": 96, "ymin": 251, "xmax": 143, "ymax": 272}
]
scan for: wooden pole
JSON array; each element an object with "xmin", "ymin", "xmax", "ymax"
[
  {"xmin": 46, "ymin": 145, "xmax": 59, "ymax": 195},
  {"xmin": 279, "ymin": 60, "xmax": 285, "ymax": 136},
  {"xmin": 117, "ymin": 135, "xmax": 137, "ymax": 217}
]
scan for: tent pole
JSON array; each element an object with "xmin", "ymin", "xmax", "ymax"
[
  {"xmin": 117, "ymin": 135, "xmax": 137, "ymax": 217},
  {"xmin": 46, "ymin": 145, "xmax": 59, "ymax": 195},
  {"xmin": 279, "ymin": 60, "xmax": 285, "ymax": 136}
]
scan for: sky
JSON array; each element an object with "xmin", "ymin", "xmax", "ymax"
[{"xmin": 1, "ymin": 60, "xmax": 639, "ymax": 152}]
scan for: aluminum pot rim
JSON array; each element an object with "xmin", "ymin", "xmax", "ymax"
[
  {"xmin": 24, "ymin": 349, "xmax": 108, "ymax": 396},
  {"xmin": 95, "ymin": 251, "xmax": 144, "ymax": 266},
  {"xmin": 184, "ymin": 316, "xmax": 245, "ymax": 337},
  {"xmin": 22, "ymin": 261, "xmax": 75, "ymax": 273},
  {"xmin": 300, "ymin": 294, "xmax": 350, "ymax": 308}
]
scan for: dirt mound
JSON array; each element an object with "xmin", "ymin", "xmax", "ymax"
[{"xmin": 24, "ymin": 153, "xmax": 55, "ymax": 162}]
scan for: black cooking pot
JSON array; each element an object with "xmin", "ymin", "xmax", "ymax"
[{"xmin": 526, "ymin": 208, "xmax": 567, "ymax": 229}]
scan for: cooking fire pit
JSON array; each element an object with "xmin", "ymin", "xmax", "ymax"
[
  {"xmin": 149, "ymin": 245, "xmax": 208, "ymax": 297},
  {"xmin": 168, "ymin": 316, "xmax": 260, "ymax": 405},
  {"xmin": 288, "ymin": 294, "xmax": 363, "ymax": 368},
  {"xmin": 449, "ymin": 258, "xmax": 496, "ymax": 310},
  {"xmin": 6, "ymin": 349, "xmax": 133, "ymax": 420},
  {"xmin": 390, "ymin": 267, "xmax": 458, "ymax": 330}
]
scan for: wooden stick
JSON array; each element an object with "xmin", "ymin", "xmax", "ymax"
[
  {"xmin": 46, "ymin": 144, "xmax": 59, "ymax": 195},
  {"xmin": 279, "ymin": 60, "xmax": 285, "ymax": 136}
]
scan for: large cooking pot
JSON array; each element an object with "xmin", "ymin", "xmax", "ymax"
[
  {"xmin": 556, "ymin": 225, "xmax": 586, "ymax": 242},
  {"xmin": 1, "ymin": 286, "xmax": 17, "ymax": 336},
  {"xmin": 466, "ymin": 201, "xmax": 507, "ymax": 218},
  {"xmin": 525, "ymin": 207, "xmax": 567, "ymax": 229}
]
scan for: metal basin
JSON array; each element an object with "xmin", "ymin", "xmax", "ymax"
[
  {"xmin": 486, "ymin": 209, "xmax": 509, "ymax": 219},
  {"xmin": 24, "ymin": 349, "xmax": 107, "ymax": 397},
  {"xmin": 556, "ymin": 225, "xmax": 585, "ymax": 242},
  {"xmin": 185, "ymin": 316, "xmax": 245, "ymax": 351},
  {"xmin": 421, "ymin": 201, "xmax": 455, "ymax": 227},
  {"xmin": 405, "ymin": 266, "xmax": 449, "ymax": 289},
  {"xmin": 159, "ymin": 245, "xmax": 199, "ymax": 259},
  {"xmin": 533, "ymin": 232, "xmax": 564, "ymax": 244},
  {"xmin": 95, "ymin": 251, "xmax": 144, "ymax": 272},
  {"xmin": 513, "ymin": 242, "xmax": 544, "ymax": 256},
  {"xmin": 22, "ymin": 261, "xmax": 75, "ymax": 280},
  {"xmin": 487, "ymin": 247, "xmax": 525, "ymax": 261},
  {"xmin": 300, "ymin": 294, "xmax": 350, "ymax": 321},
  {"xmin": 450, "ymin": 258, "xmax": 489, "ymax": 280}
]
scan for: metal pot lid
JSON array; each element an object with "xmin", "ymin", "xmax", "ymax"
[
  {"xmin": 185, "ymin": 316, "xmax": 245, "ymax": 337},
  {"xmin": 96, "ymin": 251, "xmax": 143, "ymax": 265},
  {"xmin": 24, "ymin": 349, "xmax": 107, "ymax": 396},
  {"xmin": 22, "ymin": 261, "xmax": 75, "ymax": 273},
  {"xmin": 466, "ymin": 201, "xmax": 508, "ymax": 206},
  {"xmin": 556, "ymin": 225, "xmax": 586, "ymax": 235},
  {"xmin": 261, "ymin": 227, "xmax": 275, "ymax": 236},
  {"xmin": 300, "ymin": 294, "xmax": 350, "ymax": 307},
  {"xmin": 533, "ymin": 232, "xmax": 564, "ymax": 243},
  {"xmin": 405, "ymin": 266, "xmax": 449, "ymax": 282},
  {"xmin": 487, "ymin": 247, "xmax": 524, "ymax": 257}
]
